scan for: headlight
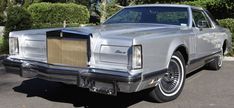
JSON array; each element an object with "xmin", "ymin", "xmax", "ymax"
[
  {"xmin": 132, "ymin": 45, "xmax": 142, "ymax": 69},
  {"xmin": 9, "ymin": 37, "xmax": 19, "ymax": 55}
]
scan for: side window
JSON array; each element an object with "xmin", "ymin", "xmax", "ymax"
[
  {"xmin": 156, "ymin": 11, "xmax": 188, "ymax": 25},
  {"xmin": 192, "ymin": 10, "xmax": 211, "ymax": 28}
]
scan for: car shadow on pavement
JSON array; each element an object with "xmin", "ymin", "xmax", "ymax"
[
  {"xmin": 186, "ymin": 67, "xmax": 204, "ymax": 78},
  {"xmin": 13, "ymin": 78, "xmax": 146, "ymax": 108},
  {"xmin": 13, "ymin": 67, "xmax": 206, "ymax": 108}
]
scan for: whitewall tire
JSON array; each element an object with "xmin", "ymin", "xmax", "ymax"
[{"xmin": 148, "ymin": 51, "xmax": 186, "ymax": 102}]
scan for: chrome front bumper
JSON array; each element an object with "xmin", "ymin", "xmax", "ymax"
[
  {"xmin": 3, "ymin": 57, "xmax": 166, "ymax": 95},
  {"xmin": 3, "ymin": 57, "xmax": 143, "ymax": 95}
]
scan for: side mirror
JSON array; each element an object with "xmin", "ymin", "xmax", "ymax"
[{"xmin": 197, "ymin": 20, "xmax": 209, "ymax": 28}]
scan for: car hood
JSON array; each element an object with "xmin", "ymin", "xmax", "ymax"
[
  {"xmin": 10, "ymin": 23, "xmax": 182, "ymax": 40},
  {"xmin": 8, "ymin": 23, "xmax": 184, "ymax": 63},
  {"xmin": 75, "ymin": 23, "xmax": 182, "ymax": 39}
]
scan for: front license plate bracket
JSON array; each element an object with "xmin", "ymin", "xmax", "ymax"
[{"xmin": 89, "ymin": 80, "xmax": 117, "ymax": 96}]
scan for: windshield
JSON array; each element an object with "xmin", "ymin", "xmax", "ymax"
[{"xmin": 104, "ymin": 7, "xmax": 189, "ymax": 26}]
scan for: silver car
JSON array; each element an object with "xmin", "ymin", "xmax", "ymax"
[{"xmin": 3, "ymin": 4, "xmax": 232, "ymax": 102}]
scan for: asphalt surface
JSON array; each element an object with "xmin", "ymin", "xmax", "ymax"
[{"xmin": 0, "ymin": 61, "xmax": 234, "ymax": 108}]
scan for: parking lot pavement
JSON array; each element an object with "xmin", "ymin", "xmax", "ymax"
[{"xmin": 0, "ymin": 61, "xmax": 234, "ymax": 108}]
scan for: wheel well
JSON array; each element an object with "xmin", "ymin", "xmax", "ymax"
[
  {"xmin": 175, "ymin": 46, "xmax": 188, "ymax": 65},
  {"xmin": 223, "ymin": 40, "xmax": 227, "ymax": 54}
]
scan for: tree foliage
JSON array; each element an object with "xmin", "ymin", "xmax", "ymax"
[
  {"xmin": 0, "ymin": 0, "xmax": 7, "ymax": 13},
  {"xmin": 182, "ymin": 0, "xmax": 234, "ymax": 19}
]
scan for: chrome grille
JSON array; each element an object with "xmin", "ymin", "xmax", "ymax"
[{"xmin": 47, "ymin": 38, "xmax": 88, "ymax": 67}]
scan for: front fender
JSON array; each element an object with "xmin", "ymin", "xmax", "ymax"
[
  {"xmin": 166, "ymin": 38, "xmax": 189, "ymax": 68},
  {"xmin": 134, "ymin": 33, "xmax": 190, "ymax": 75}
]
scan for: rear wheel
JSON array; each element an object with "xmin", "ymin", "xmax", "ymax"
[
  {"xmin": 206, "ymin": 48, "xmax": 223, "ymax": 70},
  {"xmin": 148, "ymin": 51, "xmax": 186, "ymax": 102}
]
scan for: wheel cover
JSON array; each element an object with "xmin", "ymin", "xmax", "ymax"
[{"xmin": 159, "ymin": 56, "xmax": 184, "ymax": 97}]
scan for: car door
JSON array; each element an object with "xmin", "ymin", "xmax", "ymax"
[
  {"xmin": 192, "ymin": 9, "xmax": 214, "ymax": 59},
  {"xmin": 204, "ymin": 10, "xmax": 224, "ymax": 53}
]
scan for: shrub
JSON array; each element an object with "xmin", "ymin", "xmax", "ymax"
[
  {"xmin": 182, "ymin": 0, "xmax": 234, "ymax": 19},
  {"xmin": 218, "ymin": 18, "xmax": 234, "ymax": 56},
  {"xmin": 28, "ymin": 3, "xmax": 90, "ymax": 26},
  {"xmin": 4, "ymin": 6, "xmax": 32, "ymax": 37},
  {"xmin": 0, "ymin": 36, "xmax": 8, "ymax": 54}
]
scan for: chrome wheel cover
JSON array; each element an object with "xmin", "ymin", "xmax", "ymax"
[{"xmin": 159, "ymin": 55, "xmax": 184, "ymax": 97}]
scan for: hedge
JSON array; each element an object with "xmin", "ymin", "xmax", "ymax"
[
  {"xmin": 182, "ymin": 0, "xmax": 234, "ymax": 19},
  {"xmin": 28, "ymin": 3, "xmax": 90, "ymax": 26},
  {"xmin": 218, "ymin": 18, "xmax": 234, "ymax": 55},
  {"xmin": 4, "ymin": 6, "xmax": 32, "ymax": 37}
]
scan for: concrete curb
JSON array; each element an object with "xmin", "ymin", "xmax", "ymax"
[{"xmin": 224, "ymin": 56, "xmax": 234, "ymax": 61}]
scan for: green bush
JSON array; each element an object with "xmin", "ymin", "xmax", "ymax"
[
  {"xmin": 28, "ymin": 3, "xmax": 90, "ymax": 27},
  {"xmin": 182, "ymin": 0, "xmax": 234, "ymax": 19},
  {"xmin": 0, "ymin": 36, "xmax": 8, "ymax": 54},
  {"xmin": 218, "ymin": 18, "xmax": 234, "ymax": 56},
  {"xmin": 4, "ymin": 6, "xmax": 32, "ymax": 37}
]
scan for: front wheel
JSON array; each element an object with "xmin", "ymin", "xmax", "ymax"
[{"xmin": 148, "ymin": 51, "xmax": 186, "ymax": 102}]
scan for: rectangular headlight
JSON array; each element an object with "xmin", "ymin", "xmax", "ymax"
[
  {"xmin": 132, "ymin": 45, "xmax": 142, "ymax": 69},
  {"xmin": 9, "ymin": 37, "xmax": 19, "ymax": 55}
]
